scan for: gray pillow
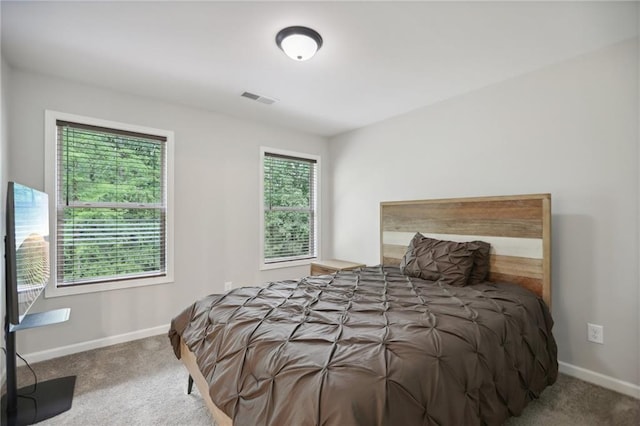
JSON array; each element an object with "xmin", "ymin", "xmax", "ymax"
[
  {"xmin": 399, "ymin": 233, "xmax": 475, "ymax": 287},
  {"xmin": 466, "ymin": 240, "xmax": 491, "ymax": 285}
]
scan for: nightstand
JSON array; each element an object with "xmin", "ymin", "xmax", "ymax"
[{"xmin": 310, "ymin": 259, "xmax": 366, "ymax": 276}]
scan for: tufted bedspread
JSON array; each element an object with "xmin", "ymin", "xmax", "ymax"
[{"xmin": 169, "ymin": 266, "xmax": 558, "ymax": 426}]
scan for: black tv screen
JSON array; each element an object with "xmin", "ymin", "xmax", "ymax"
[{"xmin": 5, "ymin": 181, "xmax": 50, "ymax": 325}]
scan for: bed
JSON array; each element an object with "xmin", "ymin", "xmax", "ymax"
[{"xmin": 169, "ymin": 194, "xmax": 557, "ymax": 426}]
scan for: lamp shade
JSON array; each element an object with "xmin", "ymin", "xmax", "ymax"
[{"xmin": 276, "ymin": 26, "xmax": 323, "ymax": 61}]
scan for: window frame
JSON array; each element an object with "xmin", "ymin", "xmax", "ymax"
[
  {"xmin": 44, "ymin": 110, "xmax": 175, "ymax": 297},
  {"xmin": 259, "ymin": 147, "xmax": 320, "ymax": 270}
]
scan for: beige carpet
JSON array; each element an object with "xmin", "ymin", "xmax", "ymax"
[{"xmin": 10, "ymin": 335, "xmax": 640, "ymax": 425}]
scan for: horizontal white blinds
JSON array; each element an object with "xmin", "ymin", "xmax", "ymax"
[
  {"xmin": 263, "ymin": 152, "xmax": 317, "ymax": 263},
  {"xmin": 56, "ymin": 120, "xmax": 167, "ymax": 286}
]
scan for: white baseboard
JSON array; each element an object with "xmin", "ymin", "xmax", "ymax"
[
  {"xmin": 21, "ymin": 324, "xmax": 170, "ymax": 364},
  {"xmin": 559, "ymin": 360, "xmax": 640, "ymax": 399}
]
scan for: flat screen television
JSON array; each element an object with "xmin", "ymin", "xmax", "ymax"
[
  {"xmin": 5, "ymin": 181, "xmax": 50, "ymax": 325},
  {"xmin": 3, "ymin": 182, "xmax": 75, "ymax": 425}
]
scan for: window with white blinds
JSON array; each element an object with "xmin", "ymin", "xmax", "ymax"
[
  {"xmin": 262, "ymin": 149, "xmax": 319, "ymax": 265},
  {"xmin": 55, "ymin": 120, "xmax": 168, "ymax": 286}
]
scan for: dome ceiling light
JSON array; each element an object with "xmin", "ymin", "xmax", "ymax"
[{"xmin": 275, "ymin": 26, "xmax": 323, "ymax": 61}]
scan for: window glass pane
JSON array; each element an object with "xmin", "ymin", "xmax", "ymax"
[
  {"xmin": 59, "ymin": 208, "xmax": 164, "ymax": 284},
  {"xmin": 264, "ymin": 155, "xmax": 313, "ymax": 209},
  {"xmin": 61, "ymin": 126, "xmax": 163, "ymax": 205},
  {"xmin": 264, "ymin": 210, "xmax": 312, "ymax": 260}
]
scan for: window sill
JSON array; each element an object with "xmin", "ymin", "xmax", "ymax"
[
  {"xmin": 44, "ymin": 274, "xmax": 174, "ymax": 298},
  {"xmin": 260, "ymin": 258, "xmax": 316, "ymax": 271}
]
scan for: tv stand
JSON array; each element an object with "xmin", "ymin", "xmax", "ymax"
[
  {"xmin": 9, "ymin": 308, "xmax": 70, "ymax": 332},
  {"xmin": 2, "ymin": 308, "xmax": 76, "ymax": 426}
]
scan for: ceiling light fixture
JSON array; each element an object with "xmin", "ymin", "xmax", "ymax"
[{"xmin": 276, "ymin": 26, "xmax": 323, "ymax": 61}]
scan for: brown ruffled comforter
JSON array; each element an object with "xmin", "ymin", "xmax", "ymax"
[{"xmin": 169, "ymin": 266, "xmax": 557, "ymax": 426}]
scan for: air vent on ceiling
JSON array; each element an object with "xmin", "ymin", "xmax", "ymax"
[{"xmin": 241, "ymin": 91, "xmax": 277, "ymax": 105}]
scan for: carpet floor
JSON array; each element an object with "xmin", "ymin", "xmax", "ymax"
[{"xmin": 9, "ymin": 335, "xmax": 639, "ymax": 425}]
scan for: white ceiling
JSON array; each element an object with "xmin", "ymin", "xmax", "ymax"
[{"xmin": 1, "ymin": 1, "xmax": 637, "ymax": 137}]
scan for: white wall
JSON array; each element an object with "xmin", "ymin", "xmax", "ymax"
[
  {"xmin": 330, "ymin": 39, "xmax": 639, "ymax": 389},
  {"xmin": 7, "ymin": 68, "xmax": 330, "ymax": 355},
  {"xmin": 637, "ymin": 4, "xmax": 640, "ymax": 397}
]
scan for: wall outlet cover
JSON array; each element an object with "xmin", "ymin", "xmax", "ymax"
[{"xmin": 587, "ymin": 323, "xmax": 604, "ymax": 344}]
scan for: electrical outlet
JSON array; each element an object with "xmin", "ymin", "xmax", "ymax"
[
  {"xmin": 224, "ymin": 281, "xmax": 233, "ymax": 291},
  {"xmin": 587, "ymin": 323, "xmax": 604, "ymax": 344}
]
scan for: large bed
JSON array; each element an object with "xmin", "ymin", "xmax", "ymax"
[{"xmin": 169, "ymin": 194, "xmax": 558, "ymax": 426}]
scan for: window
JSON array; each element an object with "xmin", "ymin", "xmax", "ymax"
[
  {"xmin": 260, "ymin": 148, "xmax": 319, "ymax": 268},
  {"xmin": 45, "ymin": 111, "xmax": 174, "ymax": 296}
]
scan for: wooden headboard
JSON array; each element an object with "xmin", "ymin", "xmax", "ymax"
[{"xmin": 380, "ymin": 194, "xmax": 551, "ymax": 307}]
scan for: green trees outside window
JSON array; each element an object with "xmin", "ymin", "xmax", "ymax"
[{"xmin": 263, "ymin": 152, "xmax": 317, "ymax": 263}]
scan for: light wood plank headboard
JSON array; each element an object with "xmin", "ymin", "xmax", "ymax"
[{"xmin": 380, "ymin": 194, "xmax": 551, "ymax": 307}]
